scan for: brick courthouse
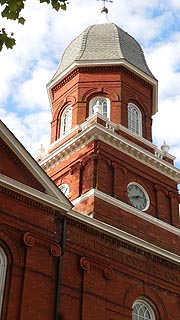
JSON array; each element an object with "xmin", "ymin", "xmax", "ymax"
[{"xmin": 0, "ymin": 6, "xmax": 180, "ymax": 320}]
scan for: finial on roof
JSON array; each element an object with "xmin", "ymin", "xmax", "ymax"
[
  {"xmin": 97, "ymin": 0, "xmax": 112, "ymax": 24},
  {"xmin": 36, "ymin": 144, "xmax": 47, "ymax": 162},
  {"xmin": 161, "ymin": 140, "xmax": 170, "ymax": 156},
  {"xmin": 97, "ymin": 0, "xmax": 113, "ymax": 13},
  {"xmin": 101, "ymin": 6, "xmax": 108, "ymax": 14}
]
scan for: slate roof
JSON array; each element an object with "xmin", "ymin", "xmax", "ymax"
[{"xmin": 52, "ymin": 23, "xmax": 155, "ymax": 81}]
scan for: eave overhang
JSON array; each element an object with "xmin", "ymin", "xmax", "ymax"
[
  {"xmin": 47, "ymin": 60, "xmax": 158, "ymax": 115},
  {"xmin": 67, "ymin": 209, "xmax": 180, "ymax": 265},
  {"xmin": 0, "ymin": 174, "xmax": 72, "ymax": 213},
  {"xmin": 1, "ymin": 175, "xmax": 179, "ymax": 265},
  {"xmin": 72, "ymin": 188, "xmax": 180, "ymax": 237}
]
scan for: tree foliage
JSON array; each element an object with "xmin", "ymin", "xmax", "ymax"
[{"xmin": 0, "ymin": 0, "xmax": 68, "ymax": 50}]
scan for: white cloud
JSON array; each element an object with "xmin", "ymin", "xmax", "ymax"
[
  {"xmin": 168, "ymin": 0, "xmax": 180, "ymax": 9},
  {"xmin": 146, "ymin": 33, "xmax": 180, "ymax": 100},
  {"xmin": 111, "ymin": 0, "xmax": 174, "ymax": 43},
  {"xmin": 14, "ymin": 67, "xmax": 52, "ymax": 110},
  {"xmin": 152, "ymin": 96, "xmax": 180, "ymax": 145},
  {"xmin": 145, "ymin": 35, "xmax": 180, "ymax": 167},
  {"xmin": 0, "ymin": 107, "xmax": 51, "ymax": 156},
  {"xmin": 0, "ymin": 0, "xmax": 179, "ymax": 172}
]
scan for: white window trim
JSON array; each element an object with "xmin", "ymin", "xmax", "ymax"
[
  {"xmin": 60, "ymin": 105, "xmax": 72, "ymax": 138},
  {"xmin": 128, "ymin": 103, "xmax": 142, "ymax": 136},
  {"xmin": 0, "ymin": 247, "xmax": 7, "ymax": 316},
  {"xmin": 89, "ymin": 97, "xmax": 110, "ymax": 120},
  {"xmin": 132, "ymin": 299, "xmax": 155, "ymax": 320}
]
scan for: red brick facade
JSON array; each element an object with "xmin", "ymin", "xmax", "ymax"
[
  {"xmin": 1, "ymin": 115, "xmax": 180, "ymax": 319},
  {"xmin": 50, "ymin": 66, "xmax": 153, "ymax": 145},
  {"xmin": 0, "ymin": 123, "xmax": 71, "ymax": 319},
  {"xmin": 44, "ymin": 55, "xmax": 180, "ymax": 319},
  {"xmin": 1, "ymin": 25, "xmax": 180, "ymax": 320},
  {"xmin": 60, "ymin": 219, "xmax": 180, "ymax": 320}
]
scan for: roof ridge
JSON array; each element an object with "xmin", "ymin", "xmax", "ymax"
[
  {"xmin": 50, "ymin": 27, "xmax": 89, "ymax": 82},
  {"xmin": 116, "ymin": 25, "xmax": 156, "ymax": 79},
  {"xmin": 120, "ymin": 26, "xmax": 155, "ymax": 78},
  {"xmin": 112, "ymin": 23, "xmax": 124, "ymax": 60},
  {"xmin": 75, "ymin": 25, "xmax": 94, "ymax": 61}
]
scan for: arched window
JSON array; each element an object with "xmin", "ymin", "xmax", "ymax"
[
  {"xmin": 128, "ymin": 103, "xmax": 142, "ymax": 136},
  {"xmin": 0, "ymin": 247, "xmax": 7, "ymax": 316},
  {"xmin": 60, "ymin": 106, "xmax": 72, "ymax": 137},
  {"xmin": 89, "ymin": 97, "xmax": 110, "ymax": 119},
  {"xmin": 132, "ymin": 300, "xmax": 155, "ymax": 320}
]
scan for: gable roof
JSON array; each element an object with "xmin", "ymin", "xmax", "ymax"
[{"xmin": 0, "ymin": 120, "xmax": 72, "ymax": 209}]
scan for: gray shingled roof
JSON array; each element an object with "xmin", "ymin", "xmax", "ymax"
[{"xmin": 52, "ymin": 23, "xmax": 155, "ymax": 81}]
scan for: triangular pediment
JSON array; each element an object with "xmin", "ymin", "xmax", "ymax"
[
  {"xmin": 1, "ymin": 136, "xmax": 46, "ymax": 192},
  {"xmin": 0, "ymin": 121, "xmax": 72, "ymax": 208}
]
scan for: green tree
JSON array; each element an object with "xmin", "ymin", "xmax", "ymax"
[{"xmin": 0, "ymin": 0, "xmax": 68, "ymax": 50}]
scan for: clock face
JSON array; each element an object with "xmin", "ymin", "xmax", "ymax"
[
  {"xmin": 127, "ymin": 183, "xmax": 149, "ymax": 211},
  {"xmin": 59, "ymin": 183, "xmax": 70, "ymax": 196}
]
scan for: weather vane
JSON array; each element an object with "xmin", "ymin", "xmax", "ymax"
[{"xmin": 97, "ymin": 0, "xmax": 113, "ymax": 8}]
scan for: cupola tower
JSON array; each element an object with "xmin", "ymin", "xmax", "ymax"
[
  {"xmin": 1, "ymin": 4, "xmax": 180, "ymax": 320},
  {"xmin": 40, "ymin": 7, "xmax": 179, "ymax": 228},
  {"xmin": 38, "ymin": 5, "xmax": 180, "ymax": 320}
]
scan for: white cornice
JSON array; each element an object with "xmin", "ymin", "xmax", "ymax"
[
  {"xmin": 40, "ymin": 122, "xmax": 180, "ymax": 183},
  {"xmin": 118, "ymin": 123, "xmax": 175, "ymax": 160},
  {"xmin": 67, "ymin": 209, "xmax": 180, "ymax": 264},
  {"xmin": 86, "ymin": 114, "xmax": 175, "ymax": 161},
  {"xmin": 47, "ymin": 60, "xmax": 158, "ymax": 115},
  {"xmin": 49, "ymin": 125, "xmax": 80, "ymax": 149},
  {"xmin": 1, "ymin": 174, "xmax": 179, "ymax": 264},
  {"xmin": 0, "ymin": 174, "xmax": 72, "ymax": 212},
  {"xmin": 72, "ymin": 188, "xmax": 180, "ymax": 236}
]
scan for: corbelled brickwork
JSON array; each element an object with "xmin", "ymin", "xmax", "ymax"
[
  {"xmin": 44, "ymin": 37, "xmax": 180, "ymax": 319},
  {"xmin": 47, "ymin": 137, "xmax": 179, "ymax": 227},
  {"xmin": 59, "ymin": 219, "xmax": 180, "ymax": 320},
  {"xmin": 50, "ymin": 66, "xmax": 153, "ymax": 145},
  {"xmin": 1, "ymin": 15, "xmax": 180, "ymax": 320},
  {"xmin": 0, "ymin": 184, "xmax": 62, "ymax": 319}
]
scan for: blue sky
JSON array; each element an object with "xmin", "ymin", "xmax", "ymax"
[{"xmin": 0, "ymin": 0, "xmax": 180, "ymax": 178}]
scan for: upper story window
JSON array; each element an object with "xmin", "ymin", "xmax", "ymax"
[
  {"xmin": 89, "ymin": 97, "xmax": 110, "ymax": 119},
  {"xmin": 128, "ymin": 103, "xmax": 142, "ymax": 136},
  {"xmin": 60, "ymin": 105, "xmax": 72, "ymax": 137},
  {"xmin": 0, "ymin": 247, "xmax": 7, "ymax": 317},
  {"xmin": 132, "ymin": 300, "xmax": 155, "ymax": 320}
]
